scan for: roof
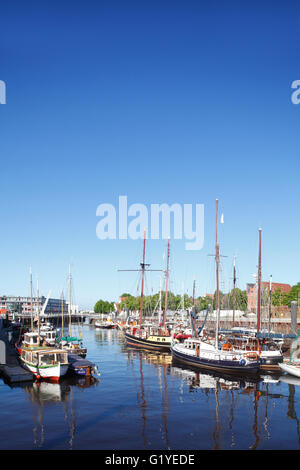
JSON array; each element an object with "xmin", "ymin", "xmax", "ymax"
[{"xmin": 61, "ymin": 336, "xmax": 82, "ymax": 342}]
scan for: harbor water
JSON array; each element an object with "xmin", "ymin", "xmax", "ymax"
[{"xmin": 1, "ymin": 324, "xmax": 300, "ymax": 450}]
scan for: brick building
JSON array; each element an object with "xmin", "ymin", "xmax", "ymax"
[{"xmin": 246, "ymin": 282, "xmax": 291, "ymax": 312}]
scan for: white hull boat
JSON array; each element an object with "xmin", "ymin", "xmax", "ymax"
[
  {"xmin": 20, "ymin": 346, "xmax": 69, "ymax": 382},
  {"xmin": 279, "ymin": 362, "xmax": 300, "ymax": 378},
  {"xmin": 24, "ymin": 361, "xmax": 69, "ymax": 381}
]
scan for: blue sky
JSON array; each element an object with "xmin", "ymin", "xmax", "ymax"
[{"xmin": 0, "ymin": 1, "xmax": 299, "ymax": 308}]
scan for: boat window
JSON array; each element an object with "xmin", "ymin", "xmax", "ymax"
[
  {"xmin": 56, "ymin": 353, "xmax": 67, "ymax": 363},
  {"xmin": 39, "ymin": 353, "xmax": 55, "ymax": 366}
]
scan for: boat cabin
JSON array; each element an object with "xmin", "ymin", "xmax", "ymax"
[
  {"xmin": 182, "ymin": 338, "xmax": 201, "ymax": 350},
  {"xmin": 40, "ymin": 330, "xmax": 57, "ymax": 345},
  {"xmin": 220, "ymin": 334, "xmax": 281, "ymax": 353},
  {"xmin": 23, "ymin": 332, "xmax": 40, "ymax": 348},
  {"xmin": 21, "ymin": 347, "xmax": 68, "ymax": 367}
]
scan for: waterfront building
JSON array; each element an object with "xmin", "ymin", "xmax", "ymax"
[
  {"xmin": 246, "ymin": 282, "xmax": 291, "ymax": 312},
  {"xmin": 0, "ymin": 295, "xmax": 77, "ymax": 318}
]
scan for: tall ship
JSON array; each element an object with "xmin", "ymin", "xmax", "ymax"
[
  {"xmin": 216, "ymin": 228, "xmax": 283, "ymax": 371},
  {"xmin": 171, "ymin": 199, "xmax": 260, "ymax": 375},
  {"xmin": 121, "ymin": 231, "xmax": 172, "ymax": 351}
]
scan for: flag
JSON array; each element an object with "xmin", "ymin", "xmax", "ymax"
[{"xmin": 220, "ymin": 213, "xmax": 224, "ymax": 224}]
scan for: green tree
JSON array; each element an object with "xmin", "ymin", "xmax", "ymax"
[
  {"xmin": 287, "ymin": 283, "xmax": 300, "ymax": 306},
  {"xmin": 229, "ymin": 288, "xmax": 248, "ymax": 311},
  {"xmin": 271, "ymin": 288, "xmax": 284, "ymax": 307},
  {"xmin": 94, "ymin": 299, "xmax": 114, "ymax": 314},
  {"xmin": 196, "ymin": 295, "xmax": 213, "ymax": 312}
]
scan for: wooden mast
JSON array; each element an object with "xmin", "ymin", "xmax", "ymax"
[
  {"xmin": 118, "ymin": 232, "xmax": 162, "ymax": 328},
  {"xmin": 215, "ymin": 199, "xmax": 220, "ymax": 349},
  {"xmin": 61, "ymin": 289, "xmax": 64, "ymax": 336},
  {"xmin": 192, "ymin": 280, "xmax": 196, "ymax": 307},
  {"xmin": 257, "ymin": 228, "xmax": 262, "ymax": 333},
  {"xmin": 68, "ymin": 264, "xmax": 72, "ymax": 337},
  {"xmin": 232, "ymin": 256, "xmax": 236, "ymax": 325},
  {"xmin": 139, "ymin": 229, "xmax": 146, "ymax": 326},
  {"xmin": 37, "ymin": 279, "xmax": 40, "ymax": 345},
  {"xmin": 30, "ymin": 266, "xmax": 33, "ymax": 331},
  {"xmin": 268, "ymin": 274, "xmax": 272, "ymax": 335},
  {"xmin": 163, "ymin": 238, "xmax": 170, "ymax": 327}
]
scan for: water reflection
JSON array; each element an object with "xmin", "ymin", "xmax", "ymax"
[
  {"xmin": 22, "ymin": 375, "xmax": 100, "ymax": 449},
  {"xmin": 124, "ymin": 348, "xmax": 171, "ymax": 449},
  {"xmin": 94, "ymin": 327, "xmax": 117, "ymax": 345},
  {"xmin": 3, "ymin": 327, "xmax": 300, "ymax": 449},
  {"xmin": 123, "ymin": 344, "xmax": 298, "ymax": 449},
  {"xmin": 279, "ymin": 375, "xmax": 300, "ymax": 445}
]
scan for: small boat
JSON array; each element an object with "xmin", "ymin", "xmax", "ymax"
[
  {"xmin": 67, "ymin": 353, "xmax": 100, "ymax": 377},
  {"xmin": 59, "ymin": 336, "xmax": 87, "ymax": 358},
  {"xmin": 279, "ymin": 361, "xmax": 300, "ymax": 378},
  {"xmin": 95, "ymin": 320, "xmax": 115, "ymax": 329},
  {"xmin": 20, "ymin": 345, "xmax": 69, "ymax": 382}
]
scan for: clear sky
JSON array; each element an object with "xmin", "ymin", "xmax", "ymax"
[{"xmin": 0, "ymin": 1, "xmax": 299, "ymax": 309}]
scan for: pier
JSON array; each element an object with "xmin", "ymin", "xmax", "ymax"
[{"xmin": 0, "ymin": 321, "xmax": 34, "ymax": 383}]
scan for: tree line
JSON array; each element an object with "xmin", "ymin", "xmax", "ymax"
[
  {"xmin": 93, "ymin": 288, "xmax": 249, "ymax": 314},
  {"xmin": 93, "ymin": 283, "xmax": 300, "ymax": 314}
]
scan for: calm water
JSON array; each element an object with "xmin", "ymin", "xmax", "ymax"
[{"xmin": 1, "ymin": 325, "xmax": 300, "ymax": 450}]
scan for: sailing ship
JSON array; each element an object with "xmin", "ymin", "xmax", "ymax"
[
  {"xmin": 122, "ymin": 231, "xmax": 172, "ymax": 351},
  {"xmin": 171, "ymin": 199, "xmax": 260, "ymax": 375},
  {"xmin": 217, "ymin": 229, "xmax": 283, "ymax": 371}
]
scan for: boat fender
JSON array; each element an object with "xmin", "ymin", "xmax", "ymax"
[{"xmin": 240, "ymin": 359, "xmax": 246, "ymax": 366}]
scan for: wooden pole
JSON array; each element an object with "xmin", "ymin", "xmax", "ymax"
[
  {"xmin": 233, "ymin": 256, "xmax": 236, "ymax": 325},
  {"xmin": 163, "ymin": 238, "xmax": 170, "ymax": 327},
  {"xmin": 68, "ymin": 264, "xmax": 72, "ymax": 337},
  {"xmin": 30, "ymin": 266, "xmax": 33, "ymax": 331},
  {"xmin": 139, "ymin": 229, "xmax": 146, "ymax": 325},
  {"xmin": 257, "ymin": 228, "xmax": 262, "ymax": 334},
  {"xmin": 215, "ymin": 199, "xmax": 220, "ymax": 348},
  {"xmin": 37, "ymin": 279, "xmax": 40, "ymax": 345},
  {"xmin": 268, "ymin": 274, "xmax": 272, "ymax": 335}
]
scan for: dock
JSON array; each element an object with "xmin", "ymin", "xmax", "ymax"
[{"xmin": 0, "ymin": 321, "xmax": 34, "ymax": 383}]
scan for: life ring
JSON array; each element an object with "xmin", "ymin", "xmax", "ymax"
[
  {"xmin": 222, "ymin": 343, "xmax": 232, "ymax": 351},
  {"xmin": 246, "ymin": 352, "xmax": 258, "ymax": 360}
]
